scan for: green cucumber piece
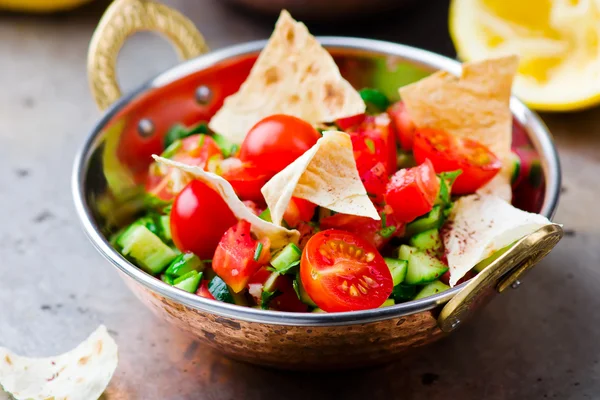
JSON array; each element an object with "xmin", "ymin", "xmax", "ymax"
[
  {"xmin": 231, "ymin": 291, "xmax": 249, "ymax": 306},
  {"xmin": 164, "ymin": 124, "xmax": 191, "ymax": 149},
  {"xmin": 208, "ymin": 276, "xmax": 235, "ymax": 304},
  {"xmin": 359, "ymin": 88, "xmax": 390, "ymax": 113},
  {"xmin": 406, "ymin": 205, "xmax": 443, "ymax": 236},
  {"xmin": 398, "ymin": 244, "xmax": 417, "ymax": 261},
  {"xmin": 392, "ymin": 284, "xmax": 417, "ymax": 303},
  {"xmin": 271, "ymin": 243, "xmax": 302, "ymax": 273},
  {"xmin": 384, "ymin": 258, "xmax": 408, "ymax": 286},
  {"xmin": 159, "ymin": 215, "xmax": 171, "ymax": 242},
  {"xmin": 405, "ymin": 251, "xmax": 448, "ymax": 285},
  {"xmin": 212, "ymin": 133, "xmax": 238, "ymax": 157},
  {"xmin": 409, "ymin": 229, "xmax": 442, "ymax": 252},
  {"xmin": 474, "ymin": 243, "xmax": 514, "ymax": 273},
  {"xmin": 380, "ymin": 299, "xmax": 395, "ymax": 307},
  {"xmin": 259, "ymin": 208, "xmax": 272, "ymax": 222},
  {"xmin": 117, "ymin": 224, "xmax": 177, "ymax": 274},
  {"xmin": 312, "ymin": 308, "xmax": 326, "ymax": 313},
  {"xmin": 260, "ymin": 290, "xmax": 281, "ymax": 309},
  {"xmin": 293, "ymin": 276, "xmax": 317, "ymax": 307},
  {"xmin": 161, "ymin": 274, "xmax": 175, "ymax": 286},
  {"xmin": 509, "ymin": 152, "xmax": 521, "ymax": 185},
  {"xmin": 529, "ymin": 159, "xmax": 543, "ymax": 188},
  {"xmin": 414, "ymin": 280, "xmax": 450, "ymax": 300},
  {"xmin": 173, "ymin": 270, "xmax": 202, "ymax": 293},
  {"xmin": 263, "ymin": 271, "xmax": 280, "ymax": 293},
  {"xmin": 165, "ymin": 253, "xmax": 204, "ymax": 279}
]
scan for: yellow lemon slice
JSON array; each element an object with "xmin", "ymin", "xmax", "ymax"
[{"xmin": 450, "ymin": 0, "xmax": 600, "ymax": 111}]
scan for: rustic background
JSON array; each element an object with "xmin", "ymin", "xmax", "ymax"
[{"xmin": 0, "ymin": 0, "xmax": 599, "ymax": 398}]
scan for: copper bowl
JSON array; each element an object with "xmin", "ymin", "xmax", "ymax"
[{"xmin": 72, "ymin": 0, "xmax": 562, "ymax": 369}]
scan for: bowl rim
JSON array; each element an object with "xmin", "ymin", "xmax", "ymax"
[{"xmin": 72, "ymin": 37, "xmax": 561, "ymax": 327}]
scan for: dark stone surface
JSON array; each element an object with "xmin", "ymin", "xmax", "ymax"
[{"xmin": 0, "ymin": 0, "xmax": 598, "ymax": 399}]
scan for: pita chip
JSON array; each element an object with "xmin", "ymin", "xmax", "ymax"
[
  {"xmin": 261, "ymin": 131, "xmax": 380, "ymax": 226},
  {"xmin": 152, "ymin": 156, "xmax": 299, "ymax": 248},
  {"xmin": 208, "ymin": 10, "xmax": 365, "ymax": 144}
]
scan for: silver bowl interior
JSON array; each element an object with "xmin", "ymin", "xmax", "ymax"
[{"xmin": 72, "ymin": 37, "xmax": 561, "ymax": 327}]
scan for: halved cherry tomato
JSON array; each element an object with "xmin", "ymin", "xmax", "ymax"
[
  {"xmin": 170, "ymin": 180, "xmax": 237, "ymax": 259},
  {"xmin": 239, "ymin": 114, "xmax": 321, "ymax": 175},
  {"xmin": 145, "ymin": 134, "xmax": 222, "ymax": 201},
  {"xmin": 283, "ymin": 197, "xmax": 317, "ymax": 228},
  {"xmin": 385, "ymin": 159, "xmax": 440, "ymax": 223},
  {"xmin": 221, "ymin": 159, "xmax": 270, "ymax": 202},
  {"xmin": 347, "ymin": 113, "xmax": 396, "ymax": 175},
  {"xmin": 300, "ymin": 230, "xmax": 393, "ymax": 312},
  {"xmin": 269, "ymin": 275, "xmax": 309, "ymax": 312},
  {"xmin": 196, "ymin": 280, "xmax": 215, "ymax": 300},
  {"xmin": 360, "ymin": 162, "xmax": 389, "ymax": 204},
  {"xmin": 413, "ymin": 129, "xmax": 502, "ymax": 194},
  {"xmin": 320, "ymin": 210, "xmax": 404, "ymax": 250},
  {"xmin": 212, "ymin": 220, "xmax": 271, "ymax": 293},
  {"xmin": 388, "ymin": 101, "xmax": 416, "ymax": 151}
]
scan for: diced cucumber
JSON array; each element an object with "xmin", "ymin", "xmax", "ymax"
[
  {"xmin": 212, "ymin": 133, "xmax": 239, "ymax": 157},
  {"xmin": 270, "ymin": 243, "xmax": 302, "ymax": 273},
  {"xmin": 384, "ymin": 258, "xmax": 408, "ymax": 286},
  {"xmin": 259, "ymin": 208, "xmax": 272, "ymax": 222},
  {"xmin": 380, "ymin": 299, "xmax": 395, "ymax": 307},
  {"xmin": 263, "ymin": 271, "xmax": 280, "ymax": 293},
  {"xmin": 509, "ymin": 152, "xmax": 521, "ymax": 185},
  {"xmin": 529, "ymin": 159, "xmax": 543, "ymax": 188},
  {"xmin": 398, "ymin": 244, "xmax": 417, "ymax": 261},
  {"xmin": 405, "ymin": 251, "xmax": 448, "ymax": 285},
  {"xmin": 160, "ymin": 139, "xmax": 182, "ymax": 159},
  {"xmin": 260, "ymin": 290, "xmax": 281, "ymax": 309},
  {"xmin": 165, "ymin": 253, "xmax": 204, "ymax": 279},
  {"xmin": 409, "ymin": 229, "xmax": 442, "ymax": 252},
  {"xmin": 161, "ymin": 274, "xmax": 175, "ymax": 286},
  {"xmin": 312, "ymin": 308, "xmax": 326, "ymax": 313},
  {"xmin": 392, "ymin": 284, "xmax": 417, "ymax": 303},
  {"xmin": 293, "ymin": 276, "xmax": 317, "ymax": 307},
  {"xmin": 159, "ymin": 215, "xmax": 171, "ymax": 242},
  {"xmin": 406, "ymin": 205, "xmax": 443, "ymax": 236},
  {"xmin": 414, "ymin": 280, "xmax": 450, "ymax": 300},
  {"xmin": 207, "ymin": 276, "xmax": 235, "ymax": 304},
  {"xmin": 474, "ymin": 243, "xmax": 513, "ymax": 273},
  {"xmin": 117, "ymin": 224, "xmax": 177, "ymax": 274},
  {"xmin": 173, "ymin": 270, "xmax": 202, "ymax": 293}
]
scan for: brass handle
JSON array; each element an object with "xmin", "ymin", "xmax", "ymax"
[
  {"xmin": 87, "ymin": 0, "xmax": 209, "ymax": 110},
  {"xmin": 437, "ymin": 223, "xmax": 563, "ymax": 333}
]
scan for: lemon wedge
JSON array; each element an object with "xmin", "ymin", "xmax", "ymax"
[{"xmin": 450, "ymin": 0, "xmax": 600, "ymax": 111}]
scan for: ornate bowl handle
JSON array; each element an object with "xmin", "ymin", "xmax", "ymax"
[
  {"xmin": 87, "ymin": 0, "xmax": 209, "ymax": 110},
  {"xmin": 438, "ymin": 224, "xmax": 564, "ymax": 333}
]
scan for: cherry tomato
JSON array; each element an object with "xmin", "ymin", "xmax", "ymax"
[
  {"xmin": 385, "ymin": 159, "xmax": 440, "ymax": 223},
  {"xmin": 269, "ymin": 275, "xmax": 309, "ymax": 312},
  {"xmin": 360, "ymin": 162, "xmax": 389, "ymax": 204},
  {"xmin": 212, "ymin": 220, "xmax": 270, "ymax": 293},
  {"xmin": 239, "ymin": 114, "xmax": 321, "ymax": 175},
  {"xmin": 221, "ymin": 159, "xmax": 270, "ymax": 202},
  {"xmin": 320, "ymin": 211, "xmax": 404, "ymax": 250},
  {"xmin": 413, "ymin": 129, "xmax": 502, "ymax": 194},
  {"xmin": 348, "ymin": 113, "xmax": 396, "ymax": 175},
  {"xmin": 300, "ymin": 230, "xmax": 393, "ymax": 312},
  {"xmin": 388, "ymin": 101, "xmax": 416, "ymax": 151},
  {"xmin": 145, "ymin": 134, "xmax": 222, "ymax": 201},
  {"xmin": 283, "ymin": 197, "xmax": 317, "ymax": 228},
  {"xmin": 336, "ymin": 113, "xmax": 366, "ymax": 130},
  {"xmin": 196, "ymin": 280, "xmax": 215, "ymax": 300},
  {"xmin": 170, "ymin": 180, "xmax": 237, "ymax": 259}
]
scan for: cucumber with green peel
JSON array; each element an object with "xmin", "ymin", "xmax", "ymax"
[
  {"xmin": 161, "ymin": 274, "xmax": 175, "ymax": 286},
  {"xmin": 405, "ymin": 251, "xmax": 448, "ymax": 285},
  {"xmin": 379, "ymin": 299, "xmax": 395, "ymax": 307},
  {"xmin": 384, "ymin": 258, "xmax": 408, "ymax": 286},
  {"xmin": 165, "ymin": 253, "xmax": 204, "ymax": 279},
  {"xmin": 406, "ymin": 205, "xmax": 443, "ymax": 236},
  {"xmin": 212, "ymin": 133, "xmax": 239, "ymax": 157},
  {"xmin": 392, "ymin": 284, "xmax": 417, "ymax": 303},
  {"xmin": 409, "ymin": 229, "xmax": 442, "ymax": 252},
  {"xmin": 509, "ymin": 152, "xmax": 522, "ymax": 185},
  {"xmin": 159, "ymin": 215, "xmax": 172, "ymax": 242},
  {"xmin": 263, "ymin": 271, "xmax": 280, "ymax": 293},
  {"xmin": 208, "ymin": 276, "xmax": 235, "ymax": 304},
  {"xmin": 414, "ymin": 280, "xmax": 450, "ymax": 300},
  {"xmin": 117, "ymin": 224, "xmax": 177, "ymax": 274},
  {"xmin": 474, "ymin": 243, "xmax": 514, "ymax": 273},
  {"xmin": 398, "ymin": 244, "xmax": 417, "ymax": 261},
  {"xmin": 173, "ymin": 270, "xmax": 202, "ymax": 293},
  {"xmin": 312, "ymin": 308, "xmax": 326, "ymax": 313},
  {"xmin": 270, "ymin": 243, "xmax": 302, "ymax": 273},
  {"xmin": 293, "ymin": 276, "xmax": 317, "ymax": 307}
]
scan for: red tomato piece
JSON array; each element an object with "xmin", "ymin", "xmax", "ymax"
[
  {"xmin": 360, "ymin": 162, "xmax": 389, "ymax": 204},
  {"xmin": 348, "ymin": 114, "xmax": 396, "ymax": 175},
  {"xmin": 283, "ymin": 197, "xmax": 317, "ymax": 228},
  {"xmin": 239, "ymin": 114, "xmax": 321, "ymax": 175},
  {"xmin": 413, "ymin": 129, "xmax": 502, "ymax": 194},
  {"xmin": 246, "ymin": 266, "xmax": 272, "ymax": 303},
  {"xmin": 300, "ymin": 230, "xmax": 393, "ymax": 312},
  {"xmin": 336, "ymin": 113, "xmax": 366, "ymax": 130},
  {"xmin": 221, "ymin": 159, "xmax": 270, "ymax": 202},
  {"xmin": 320, "ymin": 211, "xmax": 404, "ymax": 250},
  {"xmin": 269, "ymin": 275, "xmax": 309, "ymax": 313},
  {"xmin": 145, "ymin": 134, "xmax": 222, "ymax": 201},
  {"xmin": 388, "ymin": 101, "xmax": 416, "ymax": 151},
  {"xmin": 196, "ymin": 280, "xmax": 215, "ymax": 300},
  {"xmin": 212, "ymin": 220, "xmax": 271, "ymax": 293},
  {"xmin": 384, "ymin": 159, "xmax": 440, "ymax": 223},
  {"xmin": 170, "ymin": 180, "xmax": 237, "ymax": 259}
]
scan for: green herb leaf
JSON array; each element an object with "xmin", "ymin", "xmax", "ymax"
[
  {"xmin": 380, "ymin": 212, "xmax": 387, "ymax": 229},
  {"xmin": 253, "ymin": 242, "xmax": 264, "ymax": 262},
  {"xmin": 212, "ymin": 133, "xmax": 238, "ymax": 157},
  {"xmin": 160, "ymin": 139, "xmax": 183, "ymax": 159},
  {"xmin": 260, "ymin": 290, "xmax": 282, "ymax": 309},
  {"xmin": 187, "ymin": 121, "xmax": 210, "ymax": 136},
  {"xmin": 164, "ymin": 124, "xmax": 191, "ymax": 149}
]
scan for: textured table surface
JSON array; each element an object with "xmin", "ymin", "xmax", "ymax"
[{"xmin": 1, "ymin": 1, "xmax": 599, "ymax": 399}]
